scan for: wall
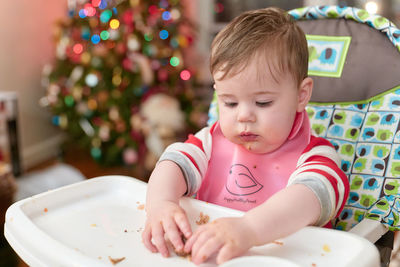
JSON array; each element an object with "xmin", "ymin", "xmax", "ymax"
[{"xmin": 0, "ymin": 0, "xmax": 67, "ymax": 170}]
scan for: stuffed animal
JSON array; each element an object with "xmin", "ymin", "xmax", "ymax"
[{"xmin": 138, "ymin": 93, "xmax": 185, "ymax": 170}]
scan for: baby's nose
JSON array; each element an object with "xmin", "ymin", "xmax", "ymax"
[{"xmin": 237, "ymin": 105, "xmax": 256, "ymax": 122}]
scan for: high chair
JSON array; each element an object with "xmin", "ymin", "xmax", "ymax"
[{"xmin": 207, "ymin": 5, "xmax": 400, "ymax": 266}]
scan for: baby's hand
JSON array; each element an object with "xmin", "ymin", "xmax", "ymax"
[
  {"xmin": 183, "ymin": 217, "xmax": 256, "ymax": 265},
  {"xmin": 142, "ymin": 200, "xmax": 192, "ymax": 257}
]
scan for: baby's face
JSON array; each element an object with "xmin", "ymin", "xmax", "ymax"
[{"xmin": 214, "ymin": 60, "xmax": 306, "ymax": 154}]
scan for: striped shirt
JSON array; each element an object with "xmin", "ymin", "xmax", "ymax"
[{"xmin": 159, "ymin": 111, "xmax": 349, "ymax": 226}]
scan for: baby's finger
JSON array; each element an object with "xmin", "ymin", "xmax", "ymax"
[
  {"xmin": 174, "ymin": 212, "xmax": 192, "ymax": 238},
  {"xmin": 152, "ymin": 222, "xmax": 169, "ymax": 257},
  {"xmin": 216, "ymin": 243, "xmax": 239, "ymax": 265},
  {"xmin": 183, "ymin": 226, "xmax": 204, "ymax": 253},
  {"xmin": 191, "ymin": 238, "xmax": 223, "ymax": 265},
  {"xmin": 142, "ymin": 225, "xmax": 158, "ymax": 253},
  {"xmin": 190, "ymin": 229, "xmax": 214, "ymax": 259},
  {"xmin": 164, "ymin": 219, "xmax": 184, "ymax": 252}
]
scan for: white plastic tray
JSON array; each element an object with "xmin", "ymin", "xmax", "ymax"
[{"xmin": 4, "ymin": 175, "xmax": 380, "ymax": 267}]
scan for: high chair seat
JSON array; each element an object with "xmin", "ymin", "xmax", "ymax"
[
  {"xmin": 289, "ymin": 5, "xmax": 400, "ymax": 234},
  {"xmin": 207, "ymin": 6, "xmax": 400, "ymax": 236}
]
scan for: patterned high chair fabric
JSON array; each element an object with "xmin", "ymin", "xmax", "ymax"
[{"xmin": 208, "ymin": 5, "xmax": 400, "ymax": 231}]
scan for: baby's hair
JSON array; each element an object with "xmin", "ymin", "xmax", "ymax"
[{"xmin": 210, "ymin": 7, "xmax": 308, "ymax": 86}]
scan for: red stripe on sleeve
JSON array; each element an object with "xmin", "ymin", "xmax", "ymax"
[
  {"xmin": 305, "ymin": 155, "xmax": 337, "ymax": 165},
  {"xmin": 179, "ymin": 150, "xmax": 201, "ymax": 174},
  {"xmin": 303, "ymin": 136, "xmax": 335, "ymax": 154},
  {"xmin": 185, "ymin": 134, "xmax": 204, "ymax": 152},
  {"xmin": 326, "ymin": 161, "xmax": 349, "ymax": 215}
]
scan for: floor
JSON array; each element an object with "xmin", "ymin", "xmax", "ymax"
[{"xmin": 3, "ymin": 144, "xmax": 400, "ymax": 266}]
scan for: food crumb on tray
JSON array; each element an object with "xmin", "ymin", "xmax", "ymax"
[
  {"xmin": 273, "ymin": 240, "xmax": 284, "ymax": 246},
  {"xmin": 195, "ymin": 212, "xmax": 210, "ymax": 225},
  {"xmin": 43, "ymin": 208, "xmax": 48, "ymax": 213},
  {"xmin": 322, "ymin": 244, "xmax": 331, "ymax": 253},
  {"xmin": 137, "ymin": 204, "xmax": 145, "ymax": 210},
  {"xmin": 168, "ymin": 237, "xmax": 191, "ymax": 259},
  {"xmin": 175, "ymin": 249, "xmax": 191, "ymax": 258},
  {"xmin": 108, "ymin": 256, "xmax": 126, "ymax": 265}
]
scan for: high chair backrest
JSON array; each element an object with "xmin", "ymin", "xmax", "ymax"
[{"xmin": 207, "ymin": 5, "xmax": 400, "ymax": 232}]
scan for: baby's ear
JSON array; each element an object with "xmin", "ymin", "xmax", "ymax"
[{"xmin": 297, "ymin": 77, "xmax": 313, "ymax": 112}]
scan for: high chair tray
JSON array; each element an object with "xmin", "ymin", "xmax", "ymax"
[{"xmin": 4, "ymin": 175, "xmax": 379, "ymax": 267}]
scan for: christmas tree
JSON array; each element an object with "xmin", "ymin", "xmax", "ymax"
[{"xmin": 41, "ymin": 0, "xmax": 207, "ymax": 170}]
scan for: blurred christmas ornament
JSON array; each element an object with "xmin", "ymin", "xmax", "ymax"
[{"xmin": 123, "ymin": 147, "xmax": 138, "ymax": 164}]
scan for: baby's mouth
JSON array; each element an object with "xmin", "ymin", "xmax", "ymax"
[{"xmin": 239, "ymin": 132, "xmax": 258, "ymax": 142}]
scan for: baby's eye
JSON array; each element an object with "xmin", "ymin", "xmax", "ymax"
[
  {"xmin": 224, "ymin": 102, "xmax": 238, "ymax": 108},
  {"xmin": 256, "ymin": 101, "xmax": 272, "ymax": 107}
]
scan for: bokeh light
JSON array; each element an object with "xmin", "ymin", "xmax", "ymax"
[
  {"xmin": 148, "ymin": 5, "xmax": 158, "ymax": 15},
  {"xmin": 215, "ymin": 3, "xmax": 224, "ymax": 13},
  {"xmin": 100, "ymin": 30, "xmax": 110, "ymax": 40},
  {"xmin": 81, "ymin": 27, "xmax": 91, "ymax": 40},
  {"xmin": 159, "ymin": 30, "xmax": 169, "ymax": 40},
  {"xmin": 170, "ymin": 8, "xmax": 180, "ymax": 20},
  {"xmin": 91, "ymin": 147, "xmax": 102, "ymax": 159},
  {"xmin": 110, "ymin": 19, "xmax": 120, "ymax": 29},
  {"xmin": 99, "ymin": 0, "xmax": 107, "ymax": 9},
  {"xmin": 73, "ymin": 43, "xmax": 84, "ymax": 54},
  {"xmin": 84, "ymin": 3, "xmax": 96, "ymax": 16},
  {"xmin": 59, "ymin": 115, "xmax": 68, "ymax": 129},
  {"xmin": 178, "ymin": 35, "xmax": 188, "ymax": 47},
  {"xmin": 64, "ymin": 95, "xmax": 75, "ymax": 107},
  {"xmin": 365, "ymin": 1, "xmax": 378, "ymax": 14},
  {"xmin": 91, "ymin": 34, "xmax": 101, "ymax": 44},
  {"xmin": 79, "ymin": 9, "xmax": 87, "ymax": 18},
  {"xmin": 87, "ymin": 98, "xmax": 98, "ymax": 110},
  {"xmin": 180, "ymin": 70, "xmax": 191, "ymax": 80},
  {"xmin": 86, "ymin": 73, "xmax": 99, "ymax": 87},
  {"xmin": 144, "ymin": 33, "xmax": 153, "ymax": 41},
  {"xmin": 159, "ymin": 0, "xmax": 169, "ymax": 9},
  {"xmin": 100, "ymin": 10, "xmax": 113, "ymax": 23},
  {"xmin": 170, "ymin": 38, "xmax": 179, "ymax": 48},
  {"xmin": 52, "ymin": 116, "xmax": 60, "ymax": 126},
  {"xmin": 170, "ymin": 57, "xmax": 180, "ymax": 67},
  {"xmin": 162, "ymin": 11, "xmax": 171, "ymax": 20},
  {"xmin": 92, "ymin": 0, "xmax": 101, "ymax": 7},
  {"xmin": 81, "ymin": 52, "xmax": 91, "ymax": 64}
]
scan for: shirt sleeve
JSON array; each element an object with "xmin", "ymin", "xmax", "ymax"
[
  {"xmin": 157, "ymin": 125, "xmax": 214, "ymax": 196},
  {"xmin": 287, "ymin": 136, "xmax": 350, "ymax": 226}
]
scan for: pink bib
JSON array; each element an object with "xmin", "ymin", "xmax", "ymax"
[{"xmin": 197, "ymin": 111, "xmax": 311, "ymax": 211}]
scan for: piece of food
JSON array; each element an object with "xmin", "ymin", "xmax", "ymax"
[
  {"xmin": 171, "ymin": 235, "xmax": 191, "ymax": 257},
  {"xmin": 196, "ymin": 212, "xmax": 209, "ymax": 225},
  {"xmin": 108, "ymin": 256, "xmax": 126, "ymax": 265},
  {"xmin": 273, "ymin": 240, "xmax": 284, "ymax": 246},
  {"xmin": 322, "ymin": 244, "xmax": 331, "ymax": 253}
]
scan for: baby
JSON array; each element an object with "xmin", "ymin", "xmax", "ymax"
[{"xmin": 142, "ymin": 7, "xmax": 349, "ymax": 265}]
